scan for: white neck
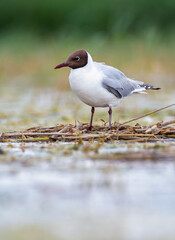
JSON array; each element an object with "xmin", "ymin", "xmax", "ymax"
[{"xmin": 86, "ymin": 52, "xmax": 94, "ymax": 68}]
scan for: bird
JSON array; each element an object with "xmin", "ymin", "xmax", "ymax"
[{"xmin": 54, "ymin": 49, "xmax": 160, "ymax": 130}]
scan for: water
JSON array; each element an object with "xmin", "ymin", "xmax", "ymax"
[
  {"xmin": 0, "ymin": 142, "xmax": 175, "ymax": 240},
  {"xmin": 0, "ymin": 86, "xmax": 175, "ymax": 240}
]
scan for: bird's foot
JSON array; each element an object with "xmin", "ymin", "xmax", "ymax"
[
  {"xmin": 87, "ymin": 126, "xmax": 93, "ymax": 131},
  {"xmin": 108, "ymin": 126, "xmax": 112, "ymax": 131},
  {"xmin": 80, "ymin": 125, "xmax": 93, "ymax": 131}
]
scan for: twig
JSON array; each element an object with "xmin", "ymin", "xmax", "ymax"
[
  {"xmin": 122, "ymin": 103, "xmax": 175, "ymax": 125},
  {"xmin": 161, "ymin": 120, "xmax": 175, "ymax": 126},
  {"xmin": 0, "ymin": 132, "xmax": 71, "ymax": 138}
]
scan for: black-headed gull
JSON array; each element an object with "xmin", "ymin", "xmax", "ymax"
[{"xmin": 55, "ymin": 50, "xmax": 160, "ymax": 130}]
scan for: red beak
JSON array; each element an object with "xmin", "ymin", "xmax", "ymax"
[{"xmin": 54, "ymin": 62, "xmax": 68, "ymax": 69}]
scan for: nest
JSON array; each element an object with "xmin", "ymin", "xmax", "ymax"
[
  {"xmin": 0, "ymin": 120, "xmax": 174, "ymax": 143},
  {"xmin": 0, "ymin": 104, "xmax": 174, "ymax": 143}
]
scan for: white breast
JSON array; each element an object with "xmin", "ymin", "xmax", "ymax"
[{"xmin": 69, "ymin": 61, "xmax": 121, "ymax": 108}]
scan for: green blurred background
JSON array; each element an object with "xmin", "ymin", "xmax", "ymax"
[
  {"xmin": 0, "ymin": 0, "xmax": 175, "ymax": 90},
  {"xmin": 0, "ymin": 0, "xmax": 175, "ymax": 37}
]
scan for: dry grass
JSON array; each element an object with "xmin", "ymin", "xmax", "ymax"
[
  {"xmin": 1, "ymin": 103, "xmax": 174, "ymax": 143},
  {"xmin": 0, "ymin": 119, "xmax": 174, "ymax": 143}
]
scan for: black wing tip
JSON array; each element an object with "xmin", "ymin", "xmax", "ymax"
[
  {"xmin": 152, "ymin": 87, "xmax": 161, "ymax": 90},
  {"xmin": 140, "ymin": 84, "xmax": 161, "ymax": 90}
]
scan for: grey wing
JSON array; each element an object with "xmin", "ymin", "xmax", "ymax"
[{"xmin": 95, "ymin": 62, "xmax": 144, "ymax": 99}]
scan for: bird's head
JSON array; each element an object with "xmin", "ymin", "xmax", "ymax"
[{"xmin": 54, "ymin": 49, "xmax": 88, "ymax": 70}]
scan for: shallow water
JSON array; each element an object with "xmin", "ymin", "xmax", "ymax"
[
  {"xmin": 0, "ymin": 141, "xmax": 175, "ymax": 240},
  {"xmin": 0, "ymin": 86, "xmax": 175, "ymax": 240}
]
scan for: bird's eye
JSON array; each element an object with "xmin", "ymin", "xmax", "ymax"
[{"xmin": 74, "ymin": 56, "xmax": 80, "ymax": 61}]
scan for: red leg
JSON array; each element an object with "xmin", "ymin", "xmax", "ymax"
[
  {"xmin": 108, "ymin": 106, "xmax": 112, "ymax": 129},
  {"xmin": 89, "ymin": 107, "xmax": 95, "ymax": 131}
]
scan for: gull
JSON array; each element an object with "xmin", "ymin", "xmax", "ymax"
[{"xmin": 55, "ymin": 49, "xmax": 160, "ymax": 130}]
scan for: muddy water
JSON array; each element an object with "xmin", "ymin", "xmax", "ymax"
[{"xmin": 0, "ymin": 86, "xmax": 175, "ymax": 240}]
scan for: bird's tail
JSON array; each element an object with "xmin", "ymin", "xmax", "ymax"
[{"xmin": 140, "ymin": 84, "xmax": 161, "ymax": 90}]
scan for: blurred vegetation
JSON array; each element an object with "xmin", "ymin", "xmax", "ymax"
[
  {"xmin": 0, "ymin": 0, "xmax": 175, "ymax": 38},
  {"xmin": 0, "ymin": 0, "xmax": 175, "ymax": 92}
]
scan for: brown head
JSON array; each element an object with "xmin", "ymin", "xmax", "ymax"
[{"xmin": 55, "ymin": 49, "xmax": 88, "ymax": 70}]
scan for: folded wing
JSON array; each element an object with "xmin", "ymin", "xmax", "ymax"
[{"xmin": 95, "ymin": 62, "xmax": 145, "ymax": 99}]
